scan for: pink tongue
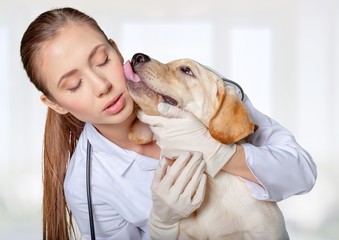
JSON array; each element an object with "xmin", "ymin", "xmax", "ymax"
[{"xmin": 123, "ymin": 60, "xmax": 141, "ymax": 82}]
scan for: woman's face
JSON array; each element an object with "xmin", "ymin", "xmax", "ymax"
[{"xmin": 39, "ymin": 24, "xmax": 134, "ymax": 127}]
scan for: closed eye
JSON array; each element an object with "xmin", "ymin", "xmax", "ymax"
[
  {"xmin": 96, "ymin": 56, "xmax": 110, "ymax": 68},
  {"xmin": 180, "ymin": 66, "xmax": 195, "ymax": 77},
  {"xmin": 69, "ymin": 80, "xmax": 83, "ymax": 92}
]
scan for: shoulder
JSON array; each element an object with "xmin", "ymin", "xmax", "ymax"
[{"xmin": 64, "ymin": 129, "xmax": 87, "ymax": 199}]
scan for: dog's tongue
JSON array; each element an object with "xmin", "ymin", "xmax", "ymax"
[{"xmin": 123, "ymin": 60, "xmax": 141, "ymax": 82}]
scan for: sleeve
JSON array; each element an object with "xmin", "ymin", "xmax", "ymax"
[{"xmin": 240, "ymin": 94, "xmax": 317, "ymax": 202}]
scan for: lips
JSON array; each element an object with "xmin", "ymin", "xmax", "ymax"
[
  {"xmin": 103, "ymin": 96, "xmax": 119, "ymax": 110},
  {"xmin": 103, "ymin": 94, "xmax": 124, "ymax": 114}
]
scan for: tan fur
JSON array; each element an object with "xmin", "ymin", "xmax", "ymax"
[
  {"xmin": 126, "ymin": 55, "xmax": 288, "ymax": 240},
  {"xmin": 127, "ymin": 57, "xmax": 255, "ymax": 144},
  {"xmin": 129, "ymin": 117, "xmax": 154, "ymax": 144},
  {"xmin": 209, "ymin": 84, "xmax": 256, "ymax": 144}
]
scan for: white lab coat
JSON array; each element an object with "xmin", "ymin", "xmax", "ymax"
[{"xmin": 64, "ymin": 95, "xmax": 316, "ymax": 240}]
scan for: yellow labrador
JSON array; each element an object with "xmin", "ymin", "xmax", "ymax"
[{"xmin": 124, "ymin": 53, "xmax": 288, "ymax": 240}]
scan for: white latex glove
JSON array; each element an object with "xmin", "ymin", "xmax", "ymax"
[
  {"xmin": 148, "ymin": 152, "xmax": 207, "ymax": 240},
  {"xmin": 138, "ymin": 103, "xmax": 236, "ymax": 177}
]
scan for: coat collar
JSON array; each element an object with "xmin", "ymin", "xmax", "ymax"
[{"xmin": 83, "ymin": 123, "xmax": 159, "ymax": 175}]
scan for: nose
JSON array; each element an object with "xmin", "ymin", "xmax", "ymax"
[
  {"xmin": 131, "ymin": 53, "xmax": 151, "ymax": 67},
  {"xmin": 96, "ymin": 80, "xmax": 112, "ymax": 97},
  {"xmin": 91, "ymin": 74, "xmax": 112, "ymax": 97}
]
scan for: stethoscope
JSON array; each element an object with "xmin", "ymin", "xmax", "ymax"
[
  {"xmin": 85, "ymin": 77, "xmax": 244, "ymax": 240},
  {"xmin": 86, "ymin": 139, "xmax": 96, "ymax": 240}
]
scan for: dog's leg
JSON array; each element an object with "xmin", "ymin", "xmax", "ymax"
[{"xmin": 129, "ymin": 118, "xmax": 153, "ymax": 144}]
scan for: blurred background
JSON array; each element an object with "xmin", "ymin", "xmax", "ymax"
[{"xmin": 0, "ymin": 0, "xmax": 338, "ymax": 239}]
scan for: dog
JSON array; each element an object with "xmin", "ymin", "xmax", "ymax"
[{"xmin": 124, "ymin": 53, "xmax": 288, "ymax": 240}]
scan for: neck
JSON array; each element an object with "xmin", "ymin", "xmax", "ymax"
[
  {"xmin": 93, "ymin": 113, "xmax": 160, "ymax": 159},
  {"xmin": 94, "ymin": 113, "xmax": 137, "ymax": 149}
]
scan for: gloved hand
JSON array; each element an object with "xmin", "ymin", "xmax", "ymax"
[
  {"xmin": 148, "ymin": 152, "xmax": 207, "ymax": 240},
  {"xmin": 138, "ymin": 103, "xmax": 237, "ymax": 177}
]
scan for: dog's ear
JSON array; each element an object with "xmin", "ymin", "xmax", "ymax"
[{"xmin": 209, "ymin": 85, "xmax": 255, "ymax": 144}]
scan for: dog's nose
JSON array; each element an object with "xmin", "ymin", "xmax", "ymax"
[{"xmin": 131, "ymin": 53, "xmax": 151, "ymax": 67}]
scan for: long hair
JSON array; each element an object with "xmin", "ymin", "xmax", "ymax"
[{"xmin": 20, "ymin": 7, "xmax": 109, "ymax": 240}]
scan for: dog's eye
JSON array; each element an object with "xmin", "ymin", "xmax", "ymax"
[{"xmin": 180, "ymin": 66, "xmax": 194, "ymax": 77}]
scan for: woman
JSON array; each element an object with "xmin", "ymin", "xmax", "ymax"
[
  {"xmin": 20, "ymin": 7, "xmax": 316, "ymax": 240},
  {"xmin": 21, "ymin": 7, "xmax": 205, "ymax": 240}
]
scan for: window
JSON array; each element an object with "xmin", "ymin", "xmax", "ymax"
[{"xmin": 230, "ymin": 28, "xmax": 272, "ymax": 115}]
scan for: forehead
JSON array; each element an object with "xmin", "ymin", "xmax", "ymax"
[
  {"xmin": 168, "ymin": 59, "xmax": 209, "ymax": 75},
  {"xmin": 168, "ymin": 59, "xmax": 204, "ymax": 72},
  {"xmin": 37, "ymin": 24, "xmax": 107, "ymax": 88},
  {"xmin": 40, "ymin": 24, "xmax": 106, "ymax": 60},
  {"xmin": 169, "ymin": 58, "xmax": 197, "ymax": 66}
]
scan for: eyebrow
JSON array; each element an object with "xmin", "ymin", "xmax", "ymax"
[{"xmin": 57, "ymin": 44, "xmax": 106, "ymax": 87}]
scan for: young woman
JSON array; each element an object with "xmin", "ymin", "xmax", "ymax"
[{"xmin": 20, "ymin": 7, "xmax": 316, "ymax": 240}]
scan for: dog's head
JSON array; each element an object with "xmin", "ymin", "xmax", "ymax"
[{"xmin": 124, "ymin": 53, "xmax": 255, "ymax": 144}]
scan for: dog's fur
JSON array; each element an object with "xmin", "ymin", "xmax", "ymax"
[{"xmin": 125, "ymin": 53, "xmax": 288, "ymax": 240}]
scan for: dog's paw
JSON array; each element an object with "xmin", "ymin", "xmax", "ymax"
[{"xmin": 129, "ymin": 119, "xmax": 153, "ymax": 144}]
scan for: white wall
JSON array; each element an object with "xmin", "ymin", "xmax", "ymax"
[{"xmin": 0, "ymin": 0, "xmax": 338, "ymax": 239}]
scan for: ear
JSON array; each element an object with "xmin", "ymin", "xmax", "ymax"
[
  {"xmin": 40, "ymin": 95, "xmax": 68, "ymax": 115},
  {"xmin": 108, "ymin": 39, "xmax": 124, "ymax": 63},
  {"xmin": 209, "ymin": 86, "xmax": 255, "ymax": 144}
]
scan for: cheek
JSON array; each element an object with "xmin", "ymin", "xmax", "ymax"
[
  {"xmin": 63, "ymin": 98, "xmax": 94, "ymax": 118},
  {"xmin": 109, "ymin": 59, "xmax": 126, "ymax": 86},
  {"xmin": 55, "ymin": 89, "xmax": 94, "ymax": 116}
]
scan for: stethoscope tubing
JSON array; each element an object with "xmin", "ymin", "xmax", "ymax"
[{"xmin": 86, "ymin": 140, "xmax": 96, "ymax": 240}]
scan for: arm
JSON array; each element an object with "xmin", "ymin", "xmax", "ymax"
[
  {"xmin": 138, "ymin": 98, "xmax": 316, "ymax": 202},
  {"xmin": 230, "ymin": 95, "xmax": 317, "ymax": 201},
  {"xmin": 222, "ymin": 144, "xmax": 259, "ymax": 184}
]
